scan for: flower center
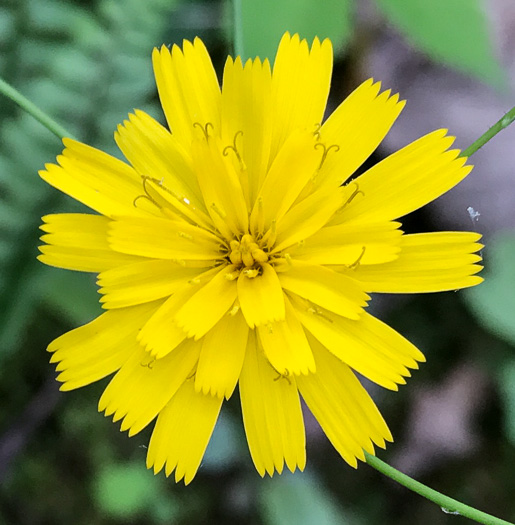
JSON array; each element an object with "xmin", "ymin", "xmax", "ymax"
[{"xmin": 229, "ymin": 234, "xmax": 268, "ymax": 269}]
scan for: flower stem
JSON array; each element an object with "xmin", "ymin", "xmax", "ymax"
[
  {"xmin": 232, "ymin": 0, "xmax": 245, "ymax": 60},
  {"xmin": 461, "ymin": 104, "xmax": 515, "ymax": 158},
  {"xmin": 0, "ymin": 77, "xmax": 74, "ymax": 141},
  {"xmin": 365, "ymin": 453, "xmax": 514, "ymax": 525}
]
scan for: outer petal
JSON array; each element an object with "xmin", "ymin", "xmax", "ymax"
[
  {"xmin": 39, "ymin": 139, "xmax": 149, "ymax": 218},
  {"xmin": 97, "ymin": 260, "xmax": 207, "ymax": 309},
  {"xmin": 221, "ymin": 56, "xmax": 273, "ymax": 204},
  {"xmin": 270, "ymin": 33, "xmax": 332, "ymax": 160},
  {"xmin": 239, "ymin": 331, "xmax": 306, "ymax": 476},
  {"xmin": 317, "ymin": 79, "xmax": 405, "ymax": 188},
  {"xmin": 152, "ymin": 38, "xmax": 221, "ymax": 148},
  {"xmin": 335, "ymin": 130, "xmax": 472, "ymax": 224},
  {"xmin": 114, "ymin": 110, "xmax": 205, "ymax": 211},
  {"xmin": 291, "ymin": 294, "xmax": 425, "ymax": 390},
  {"xmin": 39, "ymin": 214, "xmax": 141, "ymax": 272},
  {"xmin": 50, "ymin": 301, "xmax": 159, "ymax": 391},
  {"xmin": 98, "ymin": 338, "xmax": 201, "ymax": 437},
  {"xmin": 146, "ymin": 380, "xmax": 223, "ymax": 485},
  {"xmin": 195, "ymin": 310, "xmax": 249, "ymax": 399},
  {"xmin": 345, "ymin": 232, "xmax": 484, "ymax": 293},
  {"xmin": 297, "ymin": 336, "xmax": 392, "ymax": 467}
]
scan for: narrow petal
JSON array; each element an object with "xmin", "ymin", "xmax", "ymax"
[
  {"xmin": 239, "ymin": 331, "xmax": 306, "ymax": 476},
  {"xmin": 291, "ymin": 220, "xmax": 403, "ymax": 266},
  {"xmin": 274, "ymin": 186, "xmax": 346, "ymax": 252},
  {"xmin": 39, "ymin": 213, "xmax": 141, "ymax": 272},
  {"xmin": 195, "ymin": 310, "xmax": 249, "ymax": 399},
  {"xmin": 137, "ymin": 269, "xmax": 219, "ymax": 358},
  {"xmin": 221, "ymin": 56, "xmax": 273, "ymax": 205},
  {"xmin": 238, "ymin": 262, "xmax": 285, "ymax": 328},
  {"xmin": 114, "ymin": 110, "xmax": 205, "ymax": 211},
  {"xmin": 146, "ymin": 380, "xmax": 223, "ymax": 484},
  {"xmin": 191, "ymin": 135, "xmax": 249, "ymax": 237},
  {"xmin": 97, "ymin": 260, "xmax": 208, "ymax": 309},
  {"xmin": 270, "ymin": 33, "xmax": 332, "ymax": 160},
  {"xmin": 174, "ymin": 265, "xmax": 239, "ymax": 340},
  {"xmin": 50, "ymin": 302, "xmax": 159, "ymax": 390},
  {"xmin": 152, "ymin": 38, "xmax": 221, "ymax": 148},
  {"xmin": 345, "ymin": 232, "xmax": 484, "ymax": 293},
  {"xmin": 249, "ymin": 131, "xmax": 321, "ymax": 234},
  {"xmin": 257, "ymin": 295, "xmax": 315, "ymax": 376},
  {"xmin": 107, "ymin": 216, "xmax": 222, "ymax": 261},
  {"xmin": 297, "ymin": 336, "xmax": 392, "ymax": 467},
  {"xmin": 39, "ymin": 139, "xmax": 148, "ymax": 218},
  {"xmin": 291, "ymin": 294, "xmax": 424, "ymax": 390},
  {"xmin": 98, "ymin": 337, "xmax": 201, "ymax": 437},
  {"xmin": 336, "ymin": 130, "xmax": 472, "ymax": 223},
  {"xmin": 278, "ymin": 261, "xmax": 368, "ymax": 320},
  {"xmin": 317, "ymin": 79, "xmax": 405, "ymax": 188}
]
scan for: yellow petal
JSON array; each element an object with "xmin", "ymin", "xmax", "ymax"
[
  {"xmin": 114, "ymin": 110, "xmax": 205, "ymax": 212},
  {"xmin": 292, "ymin": 220, "xmax": 403, "ymax": 266},
  {"xmin": 146, "ymin": 380, "xmax": 223, "ymax": 484},
  {"xmin": 238, "ymin": 262, "xmax": 285, "ymax": 328},
  {"xmin": 257, "ymin": 295, "xmax": 315, "ymax": 376},
  {"xmin": 317, "ymin": 79, "xmax": 405, "ymax": 188},
  {"xmin": 50, "ymin": 302, "xmax": 159, "ymax": 390},
  {"xmin": 174, "ymin": 265, "xmax": 239, "ymax": 340},
  {"xmin": 273, "ymin": 186, "xmax": 346, "ymax": 252},
  {"xmin": 107, "ymin": 216, "xmax": 222, "ymax": 260},
  {"xmin": 345, "ymin": 231, "xmax": 484, "ymax": 293},
  {"xmin": 191, "ymin": 135, "xmax": 249, "ymax": 237},
  {"xmin": 97, "ymin": 260, "xmax": 208, "ymax": 309},
  {"xmin": 336, "ymin": 129, "xmax": 472, "ymax": 223},
  {"xmin": 221, "ymin": 56, "xmax": 273, "ymax": 205},
  {"xmin": 98, "ymin": 337, "xmax": 201, "ymax": 437},
  {"xmin": 297, "ymin": 336, "xmax": 392, "ymax": 467},
  {"xmin": 239, "ymin": 331, "xmax": 306, "ymax": 476},
  {"xmin": 270, "ymin": 33, "xmax": 332, "ymax": 160},
  {"xmin": 278, "ymin": 261, "xmax": 368, "ymax": 320},
  {"xmin": 291, "ymin": 294, "xmax": 424, "ymax": 390},
  {"xmin": 39, "ymin": 213, "xmax": 141, "ymax": 272},
  {"xmin": 39, "ymin": 139, "xmax": 147, "ymax": 218},
  {"xmin": 152, "ymin": 38, "xmax": 221, "ymax": 149},
  {"xmin": 195, "ymin": 310, "xmax": 249, "ymax": 399},
  {"xmin": 250, "ymin": 130, "xmax": 321, "ymax": 234}
]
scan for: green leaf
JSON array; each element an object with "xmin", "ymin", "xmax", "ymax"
[
  {"xmin": 237, "ymin": 0, "xmax": 353, "ymax": 60},
  {"xmin": 94, "ymin": 462, "xmax": 168, "ymax": 519},
  {"xmin": 464, "ymin": 233, "xmax": 515, "ymax": 344},
  {"xmin": 260, "ymin": 472, "xmax": 355, "ymax": 525},
  {"xmin": 374, "ymin": 0, "xmax": 504, "ymax": 86}
]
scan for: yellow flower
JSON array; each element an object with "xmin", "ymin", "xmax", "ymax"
[{"xmin": 38, "ymin": 33, "xmax": 483, "ymax": 484}]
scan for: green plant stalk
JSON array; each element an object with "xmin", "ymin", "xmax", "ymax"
[
  {"xmin": 0, "ymin": 77, "xmax": 74, "ymax": 141},
  {"xmin": 233, "ymin": 0, "xmax": 245, "ymax": 60},
  {"xmin": 461, "ymin": 104, "xmax": 515, "ymax": 158},
  {"xmin": 365, "ymin": 453, "xmax": 513, "ymax": 525}
]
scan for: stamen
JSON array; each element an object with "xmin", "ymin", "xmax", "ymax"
[
  {"xmin": 228, "ymin": 305, "xmax": 240, "ymax": 316},
  {"xmin": 242, "ymin": 267, "xmax": 260, "ymax": 279},
  {"xmin": 210, "ymin": 202, "xmax": 227, "ymax": 219},
  {"xmin": 178, "ymin": 232, "xmax": 193, "ymax": 240},
  {"xmin": 307, "ymin": 305, "xmax": 334, "ymax": 323},
  {"xmin": 222, "ymin": 131, "xmax": 244, "ymax": 165},
  {"xmin": 225, "ymin": 270, "xmax": 240, "ymax": 281},
  {"xmin": 314, "ymin": 142, "xmax": 340, "ymax": 172},
  {"xmin": 347, "ymin": 246, "xmax": 366, "ymax": 270},
  {"xmin": 341, "ymin": 182, "xmax": 365, "ymax": 208},
  {"xmin": 188, "ymin": 278, "xmax": 201, "ymax": 285},
  {"xmin": 140, "ymin": 356, "xmax": 155, "ymax": 369},
  {"xmin": 273, "ymin": 368, "xmax": 292, "ymax": 385},
  {"xmin": 193, "ymin": 122, "xmax": 214, "ymax": 140},
  {"xmin": 313, "ymin": 123, "xmax": 322, "ymax": 140},
  {"xmin": 284, "ymin": 253, "xmax": 292, "ymax": 266}
]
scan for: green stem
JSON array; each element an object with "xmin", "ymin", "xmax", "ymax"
[
  {"xmin": 365, "ymin": 453, "xmax": 514, "ymax": 525},
  {"xmin": 461, "ymin": 104, "xmax": 515, "ymax": 158},
  {"xmin": 0, "ymin": 77, "xmax": 74, "ymax": 141},
  {"xmin": 233, "ymin": 0, "xmax": 245, "ymax": 60}
]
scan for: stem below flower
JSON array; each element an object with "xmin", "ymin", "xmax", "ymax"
[
  {"xmin": 365, "ymin": 453, "xmax": 514, "ymax": 525},
  {"xmin": 461, "ymin": 105, "xmax": 515, "ymax": 158},
  {"xmin": 0, "ymin": 77, "xmax": 74, "ymax": 141}
]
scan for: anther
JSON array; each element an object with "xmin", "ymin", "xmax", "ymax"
[
  {"xmin": 178, "ymin": 232, "xmax": 193, "ymax": 240},
  {"xmin": 229, "ymin": 305, "xmax": 240, "ymax": 316},
  {"xmin": 210, "ymin": 202, "xmax": 227, "ymax": 219},
  {"xmin": 284, "ymin": 253, "xmax": 292, "ymax": 266},
  {"xmin": 188, "ymin": 278, "xmax": 201, "ymax": 285},
  {"xmin": 242, "ymin": 267, "xmax": 260, "ymax": 279},
  {"xmin": 225, "ymin": 271, "xmax": 240, "ymax": 281}
]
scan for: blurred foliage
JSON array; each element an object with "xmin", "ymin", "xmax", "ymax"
[{"xmin": 0, "ymin": 0, "xmax": 514, "ymax": 524}]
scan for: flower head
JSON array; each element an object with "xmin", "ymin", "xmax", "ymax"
[{"xmin": 39, "ymin": 33, "xmax": 483, "ymax": 484}]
